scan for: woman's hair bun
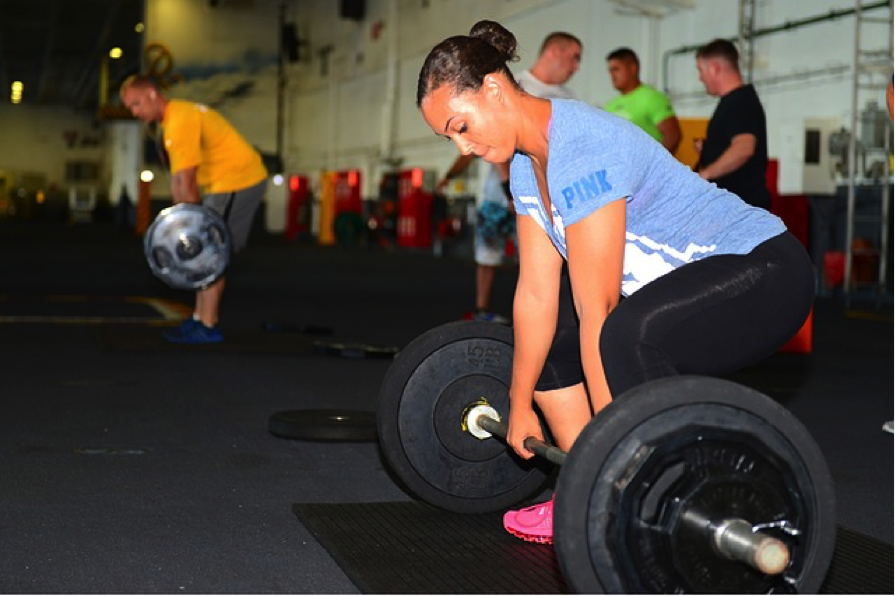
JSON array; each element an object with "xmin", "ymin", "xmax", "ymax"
[{"xmin": 469, "ymin": 20, "xmax": 518, "ymax": 63}]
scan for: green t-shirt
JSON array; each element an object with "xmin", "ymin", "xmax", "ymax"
[{"xmin": 603, "ymin": 84, "xmax": 676, "ymax": 142}]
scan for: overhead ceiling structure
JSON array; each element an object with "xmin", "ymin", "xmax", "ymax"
[
  {"xmin": 0, "ymin": 0, "xmax": 145, "ymax": 113},
  {"xmin": 607, "ymin": 0, "xmax": 695, "ymax": 18}
]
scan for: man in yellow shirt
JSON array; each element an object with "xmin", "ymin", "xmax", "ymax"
[
  {"xmin": 121, "ymin": 75, "xmax": 268, "ymax": 343},
  {"xmin": 604, "ymin": 47, "xmax": 681, "ymax": 154}
]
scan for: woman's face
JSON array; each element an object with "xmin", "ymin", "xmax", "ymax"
[{"xmin": 420, "ymin": 78, "xmax": 516, "ymax": 165}]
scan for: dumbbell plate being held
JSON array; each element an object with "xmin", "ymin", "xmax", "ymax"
[{"xmin": 144, "ymin": 203, "xmax": 231, "ymax": 290}]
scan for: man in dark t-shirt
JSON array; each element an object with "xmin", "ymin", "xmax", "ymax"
[{"xmin": 695, "ymin": 39, "xmax": 771, "ymax": 210}]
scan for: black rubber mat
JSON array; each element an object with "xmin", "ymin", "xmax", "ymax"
[
  {"xmin": 293, "ymin": 501, "xmax": 567, "ymax": 594},
  {"xmin": 292, "ymin": 501, "xmax": 894, "ymax": 594}
]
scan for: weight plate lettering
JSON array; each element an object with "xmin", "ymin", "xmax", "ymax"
[{"xmin": 377, "ymin": 321, "xmax": 551, "ymax": 514}]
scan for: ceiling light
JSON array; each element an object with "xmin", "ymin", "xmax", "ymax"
[
  {"xmin": 135, "ymin": 22, "xmax": 145, "ymax": 33},
  {"xmin": 109, "ymin": 47, "xmax": 123, "ymax": 59}
]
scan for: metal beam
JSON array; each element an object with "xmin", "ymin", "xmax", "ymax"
[
  {"xmin": 35, "ymin": 0, "xmax": 60, "ymax": 102},
  {"xmin": 608, "ymin": 0, "xmax": 694, "ymax": 18},
  {"xmin": 71, "ymin": 0, "xmax": 121, "ymax": 110},
  {"xmin": 0, "ymin": 27, "xmax": 7, "ymax": 97}
]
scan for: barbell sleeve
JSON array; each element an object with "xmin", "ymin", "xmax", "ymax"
[
  {"xmin": 682, "ymin": 509, "xmax": 792, "ymax": 576},
  {"xmin": 475, "ymin": 412, "xmax": 568, "ymax": 466}
]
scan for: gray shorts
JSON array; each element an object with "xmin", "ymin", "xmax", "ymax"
[{"xmin": 204, "ymin": 179, "xmax": 267, "ymax": 253}]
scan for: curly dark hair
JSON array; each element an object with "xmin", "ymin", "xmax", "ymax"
[{"xmin": 416, "ymin": 20, "xmax": 520, "ymax": 107}]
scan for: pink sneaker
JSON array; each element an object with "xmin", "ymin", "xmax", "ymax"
[{"xmin": 503, "ymin": 497, "xmax": 554, "ymax": 544}]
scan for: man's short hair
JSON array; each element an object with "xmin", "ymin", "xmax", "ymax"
[
  {"xmin": 696, "ymin": 39, "xmax": 740, "ymax": 71},
  {"xmin": 539, "ymin": 32, "xmax": 582, "ymax": 55},
  {"xmin": 119, "ymin": 74, "xmax": 159, "ymax": 99},
  {"xmin": 605, "ymin": 47, "xmax": 639, "ymax": 68}
]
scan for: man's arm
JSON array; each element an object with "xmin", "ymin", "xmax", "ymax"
[
  {"xmin": 171, "ymin": 166, "xmax": 201, "ymax": 204},
  {"xmin": 435, "ymin": 153, "xmax": 477, "ymax": 192},
  {"xmin": 698, "ymin": 133, "xmax": 756, "ymax": 180},
  {"xmin": 493, "ymin": 160, "xmax": 514, "ymax": 204},
  {"xmin": 886, "ymin": 78, "xmax": 893, "ymax": 119},
  {"xmin": 656, "ymin": 116, "xmax": 682, "ymax": 154}
]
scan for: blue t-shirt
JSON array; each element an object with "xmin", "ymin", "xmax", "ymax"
[{"xmin": 510, "ymin": 99, "xmax": 786, "ymax": 296}]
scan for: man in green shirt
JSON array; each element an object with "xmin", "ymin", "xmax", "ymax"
[{"xmin": 604, "ymin": 47, "xmax": 681, "ymax": 154}]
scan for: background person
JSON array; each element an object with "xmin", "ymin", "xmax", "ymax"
[
  {"xmin": 886, "ymin": 77, "xmax": 893, "ymax": 118},
  {"xmin": 435, "ymin": 153, "xmax": 514, "ymax": 323},
  {"xmin": 436, "ymin": 31, "xmax": 582, "ymax": 324},
  {"xmin": 884, "ymin": 76, "xmax": 893, "ymax": 435},
  {"xmin": 417, "ymin": 20, "xmax": 815, "ymax": 545},
  {"xmin": 694, "ymin": 38, "xmax": 771, "ymax": 210},
  {"xmin": 603, "ymin": 47, "xmax": 681, "ymax": 154},
  {"xmin": 121, "ymin": 75, "xmax": 268, "ymax": 344}
]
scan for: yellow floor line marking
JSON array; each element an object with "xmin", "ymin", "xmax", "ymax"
[
  {"xmin": 0, "ymin": 295, "xmax": 191, "ymax": 326},
  {"xmin": 127, "ymin": 297, "xmax": 192, "ymax": 321},
  {"xmin": 845, "ymin": 310, "xmax": 894, "ymax": 323}
]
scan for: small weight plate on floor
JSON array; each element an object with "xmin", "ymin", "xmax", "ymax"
[
  {"xmin": 262, "ymin": 322, "xmax": 335, "ymax": 335},
  {"xmin": 269, "ymin": 409, "xmax": 377, "ymax": 442},
  {"xmin": 377, "ymin": 321, "xmax": 552, "ymax": 514},
  {"xmin": 313, "ymin": 340, "xmax": 399, "ymax": 359},
  {"xmin": 554, "ymin": 376, "xmax": 836, "ymax": 594}
]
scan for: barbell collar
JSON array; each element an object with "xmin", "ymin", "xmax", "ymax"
[
  {"xmin": 683, "ymin": 510, "xmax": 791, "ymax": 576},
  {"xmin": 473, "ymin": 411, "xmax": 567, "ymax": 466}
]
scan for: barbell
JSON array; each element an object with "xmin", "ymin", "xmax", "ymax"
[
  {"xmin": 376, "ymin": 320, "xmax": 837, "ymax": 594},
  {"xmin": 466, "ymin": 399, "xmax": 791, "ymax": 580},
  {"xmin": 144, "ymin": 203, "xmax": 232, "ymax": 290}
]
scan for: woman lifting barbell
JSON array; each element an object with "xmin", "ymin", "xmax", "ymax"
[{"xmin": 416, "ymin": 21, "xmax": 814, "ymax": 544}]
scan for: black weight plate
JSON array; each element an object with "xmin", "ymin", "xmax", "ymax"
[
  {"xmin": 554, "ymin": 376, "xmax": 836, "ymax": 594},
  {"xmin": 262, "ymin": 322, "xmax": 334, "ymax": 336},
  {"xmin": 377, "ymin": 321, "xmax": 552, "ymax": 514},
  {"xmin": 269, "ymin": 409, "xmax": 377, "ymax": 442},
  {"xmin": 314, "ymin": 340, "xmax": 399, "ymax": 359}
]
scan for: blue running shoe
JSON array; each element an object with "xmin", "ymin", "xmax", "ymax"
[
  {"xmin": 164, "ymin": 322, "xmax": 224, "ymax": 344},
  {"xmin": 473, "ymin": 311, "xmax": 510, "ymax": 325},
  {"xmin": 177, "ymin": 316, "xmax": 201, "ymax": 332}
]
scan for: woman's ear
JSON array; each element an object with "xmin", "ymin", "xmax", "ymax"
[{"xmin": 482, "ymin": 73, "xmax": 504, "ymax": 103}]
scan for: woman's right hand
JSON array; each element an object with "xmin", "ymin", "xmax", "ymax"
[{"xmin": 506, "ymin": 401, "xmax": 545, "ymax": 460}]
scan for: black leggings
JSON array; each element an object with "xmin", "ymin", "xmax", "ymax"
[{"xmin": 535, "ymin": 231, "xmax": 815, "ymax": 397}]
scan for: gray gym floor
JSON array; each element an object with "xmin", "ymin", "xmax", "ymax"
[{"xmin": 0, "ymin": 220, "xmax": 891, "ymax": 593}]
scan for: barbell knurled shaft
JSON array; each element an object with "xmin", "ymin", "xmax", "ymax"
[{"xmin": 475, "ymin": 413, "xmax": 567, "ymax": 466}]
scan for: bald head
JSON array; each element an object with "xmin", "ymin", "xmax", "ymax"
[{"xmin": 120, "ymin": 75, "xmax": 166, "ymax": 124}]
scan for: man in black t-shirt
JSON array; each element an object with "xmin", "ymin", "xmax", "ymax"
[{"xmin": 695, "ymin": 39, "xmax": 771, "ymax": 210}]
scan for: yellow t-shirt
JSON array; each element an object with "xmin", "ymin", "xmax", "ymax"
[{"xmin": 162, "ymin": 99, "xmax": 267, "ymax": 193}]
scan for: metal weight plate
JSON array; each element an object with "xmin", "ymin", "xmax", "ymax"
[
  {"xmin": 269, "ymin": 409, "xmax": 377, "ymax": 442},
  {"xmin": 313, "ymin": 339, "xmax": 399, "ymax": 359},
  {"xmin": 554, "ymin": 376, "xmax": 836, "ymax": 594},
  {"xmin": 377, "ymin": 321, "xmax": 552, "ymax": 514},
  {"xmin": 144, "ymin": 203, "xmax": 232, "ymax": 290}
]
